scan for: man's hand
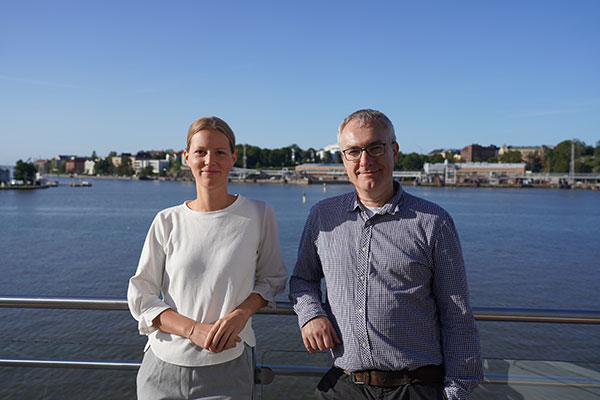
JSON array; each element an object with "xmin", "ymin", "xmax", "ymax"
[{"xmin": 301, "ymin": 316, "xmax": 341, "ymax": 354}]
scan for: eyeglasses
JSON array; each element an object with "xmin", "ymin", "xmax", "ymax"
[{"xmin": 341, "ymin": 143, "xmax": 390, "ymax": 162}]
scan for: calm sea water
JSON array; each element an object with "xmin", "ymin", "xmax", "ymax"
[{"xmin": 0, "ymin": 178, "xmax": 599, "ymax": 399}]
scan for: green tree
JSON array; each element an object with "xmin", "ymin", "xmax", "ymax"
[
  {"xmin": 116, "ymin": 156, "xmax": 134, "ymax": 176},
  {"xmin": 499, "ymin": 151, "xmax": 522, "ymax": 163},
  {"xmin": 95, "ymin": 158, "xmax": 114, "ymax": 175},
  {"xmin": 14, "ymin": 160, "xmax": 36, "ymax": 184},
  {"xmin": 140, "ymin": 165, "xmax": 154, "ymax": 177},
  {"xmin": 169, "ymin": 159, "xmax": 182, "ymax": 176},
  {"xmin": 546, "ymin": 140, "xmax": 572, "ymax": 172},
  {"xmin": 526, "ymin": 152, "xmax": 543, "ymax": 172},
  {"xmin": 427, "ymin": 154, "xmax": 445, "ymax": 164},
  {"xmin": 401, "ymin": 153, "xmax": 424, "ymax": 171},
  {"xmin": 322, "ymin": 151, "xmax": 332, "ymax": 164},
  {"xmin": 445, "ymin": 151, "xmax": 457, "ymax": 163}
]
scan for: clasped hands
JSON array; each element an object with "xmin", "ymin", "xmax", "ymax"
[{"xmin": 189, "ymin": 309, "xmax": 248, "ymax": 353}]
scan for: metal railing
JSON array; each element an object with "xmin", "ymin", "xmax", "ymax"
[
  {"xmin": 1, "ymin": 296, "xmax": 599, "ymax": 323},
  {"xmin": 1, "ymin": 295, "xmax": 599, "ymax": 388}
]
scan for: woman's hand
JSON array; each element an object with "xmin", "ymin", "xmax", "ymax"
[
  {"xmin": 189, "ymin": 322, "xmax": 240, "ymax": 353},
  {"xmin": 204, "ymin": 310, "xmax": 246, "ymax": 353}
]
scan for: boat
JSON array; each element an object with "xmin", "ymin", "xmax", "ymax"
[{"xmin": 69, "ymin": 181, "xmax": 92, "ymax": 187}]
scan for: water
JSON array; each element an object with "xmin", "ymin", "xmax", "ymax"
[{"xmin": 1, "ymin": 179, "xmax": 599, "ymax": 399}]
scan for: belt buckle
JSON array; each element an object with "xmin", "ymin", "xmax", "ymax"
[{"xmin": 351, "ymin": 371, "xmax": 369, "ymax": 385}]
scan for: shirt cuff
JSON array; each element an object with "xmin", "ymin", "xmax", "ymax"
[{"xmin": 137, "ymin": 305, "xmax": 171, "ymax": 335}]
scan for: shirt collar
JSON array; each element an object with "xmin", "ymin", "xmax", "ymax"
[{"xmin": 347, "ymin": 181, "xmax": 405, "ymax": 215}]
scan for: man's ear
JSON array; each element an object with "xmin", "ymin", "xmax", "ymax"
[{"xmin": 391, "ymin": 141, "xmax": 399, "ymax": 162}]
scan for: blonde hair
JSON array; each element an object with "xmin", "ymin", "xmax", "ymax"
[{"xmin": 186, "ymin": 116, "xmax": 236, "ymax": 152}]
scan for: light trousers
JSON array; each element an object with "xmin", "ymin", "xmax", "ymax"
[{"xmin": 137, "ymin": 345, "xmax": 254, "ymax": 400}]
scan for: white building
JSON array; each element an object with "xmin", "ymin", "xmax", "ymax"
[
  {"xmin": 134, "ymin": 159, "xmax": 170, "ymax": 174},
  {"xmin": 317, "ymin": 144, "xmax": 341, "ymax": 160},
  {"xmin": 84, "ymin": 160, "xmax": 96, "ymax": 175}
]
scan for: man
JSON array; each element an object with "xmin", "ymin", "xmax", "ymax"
[{"xmin": 289, "ymin": 109, "xmax": 483, "ymax": 400}]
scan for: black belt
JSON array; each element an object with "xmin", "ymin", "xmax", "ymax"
[{"xmin": 344, "ymin": 364, "xmax": 444, "ymax": 387}]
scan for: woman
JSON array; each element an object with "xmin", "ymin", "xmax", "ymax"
[{"xmin": 127, "ymin": 116, "xmax": 287, "ymax": 399}]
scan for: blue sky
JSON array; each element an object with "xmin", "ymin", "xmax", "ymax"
[{"xmin": 1, "ymin": 0, "xmax": 599, "ymax": 165}]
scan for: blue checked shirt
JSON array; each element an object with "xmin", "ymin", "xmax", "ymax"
[{"xmin": 289, "ymin": 184, "xmax": 483, "ymax": 399}]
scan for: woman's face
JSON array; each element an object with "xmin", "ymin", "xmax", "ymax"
[{"xmin": 184, "ymin": 129, "xmax": 237, "ymax": 191}]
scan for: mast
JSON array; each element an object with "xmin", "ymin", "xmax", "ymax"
[{"xmin": 569, "ymin": 140, "xmax": 575, "ymax": 185}]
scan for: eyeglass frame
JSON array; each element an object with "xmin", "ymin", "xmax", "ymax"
[{"xmin": 341, "ymin": 141, "xmax": 395, "ymax": 162}]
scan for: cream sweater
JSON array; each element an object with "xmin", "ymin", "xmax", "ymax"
[{"xmin": 128, "ymin": 195, "xmax": 287, "ymax": 367}]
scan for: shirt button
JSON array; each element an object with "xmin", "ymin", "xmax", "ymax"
[
  {"xmin": 358, "ymin": 308, "xmax": 364, "ymax": 314},
  {"xmin": 361, "ymin": 342, "xmax": 368, "ymax": 348},
  {"xmin": 361, "ymin": 247, "xmax": 366, "ymax": 252},
  {"xmin": 366, "ymin": 220, "xmax": 371, "ymax": 226},
  {"xmin": 359, "ymin": 275, "xmax": 365, "ymax": 281}
]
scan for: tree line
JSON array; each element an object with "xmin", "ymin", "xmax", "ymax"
[
  {"xmin": 14, "ymin": 139, "xmax": 600, "ymax": 180},
  {"xmin": 236, "ymin": 140, "xmax": 600, "ymax": 173}
]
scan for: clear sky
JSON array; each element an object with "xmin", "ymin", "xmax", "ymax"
[{"xmin": 1, "ymin": 0, "xmax": 599, "ymax": 165}]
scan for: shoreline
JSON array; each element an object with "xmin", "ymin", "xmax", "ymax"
[{"xmin": 41, "ymin": 173, "xmax": 600, "ymax": 190}]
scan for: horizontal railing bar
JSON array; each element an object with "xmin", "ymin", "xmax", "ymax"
[
  {"xmin": 1, "ymin": 296, "xmax": 599, "ymax": 324},
  {"xmin": 1, "ymin": 358, "xmax": 599, "ymax": 388},
  {"xmin": 0, "ymin": 358, "xmax": 140, "ymax": 370}
]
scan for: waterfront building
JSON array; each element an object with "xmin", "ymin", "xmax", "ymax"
[
  {"xmin": 133, "ymin": 159, "xmax": 170, "ymax": 174},
  {"xmin": 34, "ymin": 159, "xmax": 51, "ymax": 174},
  {"xmin": 423, "ymin": 162, "xmax": 526, "ymax": 185},
  {"xmin": 317, "ymin": 144, "xmax": 341, "ymax": 161},
  {"xmin": 499, "ymin": 144, "xmax": 553, "ymax": 162},
  {"xmin": 111, "ymin": 153, "xmax": 135, "ymax": 168},
  {"xmin": 428, "ymin": 148, "xmax": 462, "ymax": 161},
  {"xmin": 51, "ymin": 155, "xmax": 76, "ymax": 171},
  {"xmin": 295, "ymin": 163, "xmax": 348, "ymax": 182},
  {"xmin": 65, "ymin": 157, "xmax": 86, "ymax": 174},
  {"xmin": 461, "ymin": 144, "xmax": 498, "ymax": 162},
  {"xmin": 84, "ymin": 160, "xmax": 96, "ymax": 175},
  {"xmin": 0, "ymin": 167, "xmax": 9, "ymax": 184}
]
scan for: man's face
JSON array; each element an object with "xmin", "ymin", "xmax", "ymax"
[{"xmin": 340, "ymin": 120, "xmax": 398, "ymax": 197}]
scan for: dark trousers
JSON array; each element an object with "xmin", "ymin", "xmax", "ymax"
[{"xmin": 315, "ymin": 367, "xmax": 446, "ymax": 400}]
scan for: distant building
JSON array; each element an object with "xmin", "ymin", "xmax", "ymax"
[
  {"xmin": 460, "ymin": 144, "xmax": 498, "ymax": 162},
  {"xmin": 295, "ymin": 163, "xmax": 347, "ymax": 182},
  {"xmin": 51, "ymin": 155, "xmax": 76, "ymax": 171},
  {"xmin": 317, "ymin": 144, "xmax": 341, "ymax": 160},
  {"xmin": 34, "ymin": 159, "xmax": 51, "ymax": 174},
  {"xmin": 0, "ymin": 168, "xmax": 9, "ymax": 184},
  {"xmin": 428, "ymin": 148, "xmax": 462, "ymax": 161},
  {"xmin": 423, "ymin": 162, "xmax": 526, "ymax": 185},
  {"xmin": 111, "ymin": 153, "xmax": 135, "ymax": 168},
  {"xmin": 84, "ymin": 160, "xmax": 96, "ymax": 175},
  {"xmin": 65, "ymin": 157, "xmax": 86, "ymax": 174},
  {"xmin": 134, "ymin": 159, "xmax": 170, "ymax": 174},
  {"xmin": 181, "ymin": 153, "xmax": 190, "ymax": 169},
  {"xmin": 498, "ymin": 145, "xmax": 553, "ymax": 162}
]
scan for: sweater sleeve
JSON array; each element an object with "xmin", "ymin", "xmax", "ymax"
[
  {"xmin": 252, "ymin": 204, "xmax": 288, "ymax": 309},
  {"xmin": 127, "ymin": 214, "xmax": 172, "ymax": 335}
]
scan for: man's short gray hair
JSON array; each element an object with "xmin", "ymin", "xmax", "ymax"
[{"xmin": 337, "ymin": 109, "xmax": 396, "ymax": 147}]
